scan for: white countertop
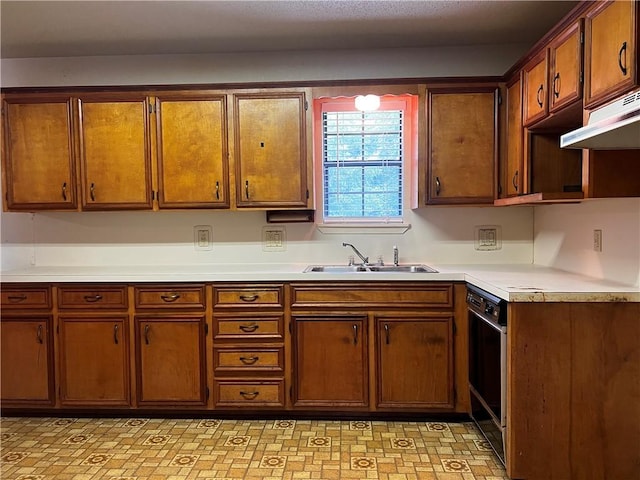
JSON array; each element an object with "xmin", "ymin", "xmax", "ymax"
[{"xmin": 1, "ymin": 263, "xmax": 638, "ymax": 302}]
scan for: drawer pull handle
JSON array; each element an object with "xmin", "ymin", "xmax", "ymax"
[
  {"xmin": 239, "ymin": 323, "xmax": 259, "ymax": 333},
  {"xmin": 114, "ymin": 324, "xmax": 119, "ymax": 345},
  {"xmin": 144, "ymin": 324, "xmax": 150, "ymax": 345},
  {"xmin": 618, "ymin": 41, "xmax": 628, "ymax": 75},
  {"xmin": 239, "ymin": 356, "xmax": 259, "ymax": 365},
  {"xmin": 83, "ymin": 294, "xmax": 103, "ymax": 303},
  {"xmin": 161, "ymin": 293, "xmax": 181, "ymax": 302},
  {"xmin": 239, "ymin": 390, "xmax": 259, "ymax": 400},
  {"xmin": 36, "ymin": 324, "xmax": 44, "ymax": 344},
  {"xmin": 7, "ymin": 295, "xmax": 27, "ymax": 302},
  {"xmin": 384, "ymin": 323, "xmax": 390, "ymax": 345},
  {"xmin": 239, "ymin": 294, "xmax": 259, "ymax": 302}
]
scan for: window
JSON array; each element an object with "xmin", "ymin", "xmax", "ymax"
[{"xmin": 314, "ymin": 95, "xmax": 416, "ymax": 224}]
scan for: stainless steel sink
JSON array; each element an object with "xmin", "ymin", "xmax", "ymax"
[{"xmin": 303, "ymin": 264, "xmax": 438, "ymax": 273}]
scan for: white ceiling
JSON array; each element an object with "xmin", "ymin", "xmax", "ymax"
[{"xmin": 1, "ymin": 1, "xmax": 578, "ymax": 59}]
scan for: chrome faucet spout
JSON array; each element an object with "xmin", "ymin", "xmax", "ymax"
[{"xmin": 342, "ymin": 242, "xmax": 369, "ymax": 265}]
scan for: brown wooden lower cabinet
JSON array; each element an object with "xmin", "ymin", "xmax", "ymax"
[
  {"xmin": 134, "ymin": 315, "xmax": 207, "ymax": 406},
  {"xmin": 292, "ymin": 316, "xmax": 369, "ymax": 408},
  {"xmin": 507, "ymin": 302, "xmax": 640, "ymax": 480},
  {"xmin": 59, "ymin": 316, "xmax": 130, "ymax": 406}
]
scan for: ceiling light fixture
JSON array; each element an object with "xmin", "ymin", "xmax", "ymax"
[{"xmin": 355, "ymin": 94, "xmax": 381, "ymax": 111}]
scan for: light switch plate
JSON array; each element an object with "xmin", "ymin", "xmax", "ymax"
[
  {"xmin": 194, "ymin": 225, "xmax": 213, "ymax": 251},
  {"xmin": 262, "ymin": 226, "xmax": 286, "ymax": 251}
]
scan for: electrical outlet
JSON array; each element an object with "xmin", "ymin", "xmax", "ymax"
[
  {"xmin": 593, "ymin": 229, "xmax": 603, "ymax": 252},
  {"xmin": 262, "ymin": 226, "xmax": 286, "ymax": 251},
  {"xmin": 474, "ymin": 225, "xmax": 502, "ymax": 251},
  {"xmin": 194, "ymin": 225, "xmax": 213, "ymax": 251}
]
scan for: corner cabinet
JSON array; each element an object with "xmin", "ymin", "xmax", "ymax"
[
  {"xmin": 155, "ymin": 95, "xmax": 230, "ymax": 208},
  {"xmin": 233, "ymin": 91, "xmax": 311, "ymax": 208},
  {"xmin": 584, "ymin": 0, "xmax": 638, "ymax": 108},
  {"xmin": 2, "ymin": 96, "xmax": 78, "ymax": 210},
  {"xmin": 426, "ymin": 86, "xmax": 498, "ymax": 205}
]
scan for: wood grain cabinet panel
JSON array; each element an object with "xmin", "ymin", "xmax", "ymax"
[
  {"xmin": 504, "ymin": 77, "xmax": 524, "ymax": 197},
  {"xmin": 2, "ymin": 97, "xmax": 77, "ymax": 210},
  {"xmin": 155, "ymin": 96, "xmax": 229, "ymax": 208},
  {"xmin": 376, "ymin": 315, "xmax": 454, "ymax": 409},
  {"xmin": 58, "ymin": 285, "xmax": 128, "ymax": 310},
  {"xmin": 78, "ymin": 96, "xmax": 152, "ymax": 210},
  {"xmin": 213, "ymin": 315, "xmax": 284, "ymax": 341},
  {"xmin": 522, "ymin": 52, "xmax": 549, "ymax": 126},
  {"xmin": 134, "ymin": 285, "xmax": 205, "ymax": 310},
  {"xmin": 58, "ymin": 316, "xmax": 130, "ymax": 406},
  {"xmin": 1, "ymin": 286, "xmax": 51, "ymax": 310},
  {"xmin": 585, "ymin": 0, "xmax": 638, "ymax": 108},
  {"xmin": 549, "ymin": 20, "xmax": 584, "ymax": 113},
  {"xmin": 215, "ymin": 379, "xmax": 285, "ymax": 407},
  {"xmin": 233, "ymin": 92, "xmax": 310, "ymax": 208},
  {"xmin": 0, "ymin": 316, "xmax": 55, "ymax": 406},
  {"xmin": 426, "ymin": 87, "xmax": 498, "ymax": 204},
  {"xmin": 214, "ymin": 285, "xmax": 283, "ymax": 308}
]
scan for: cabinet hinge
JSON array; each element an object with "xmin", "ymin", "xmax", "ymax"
[
  {"xmin": 206, "ymin": 386, "xmax": 210, "ymax": 400},
  {"xmin": 306, "ymin": 189, "xmax": 309, "ymax": 200},
  {"xmin": 580, "ymin": 31, "xmax": 584, "ymax": 44},
  {"xmin": 289, "ymin": 385, "xmax": 293, "ymax": 401},
  {"xmin": 452, "ymin": 321, "xmax": 457, "ymax": 335},
  {"xmin": 453, "ymin": 387, "xmax": 457, "ymax": 404},
  {"xmin": 497, "ymin": 92, "xmax": 502, "ymax": 105},
  {"xmin": 148, "ymin": 103, "xmax": 155, "ymax": 114},
  {"xmin": 304, "ymin": 100, "xmax": 308, "ymax": 111},
  {"xmin": 288, "ymin": 322, "xmax": 292, "ymax": 334},
  {"xmin": 204, "ymin": 324, "xmax": 209, "ymax": 335},
  {"xmin": 580, "ymin": 71, "xmax": 584, "ymax": 84},
  {"xmin": 56, "ymin": 324, "xmax": 59, "ymax": 334}
]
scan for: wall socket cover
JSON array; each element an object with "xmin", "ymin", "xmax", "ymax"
[
  {"xmin": 262, "ymin": 226, "xmax": 286, "ymax": 251},
  {"xmin": 474, "ymin": 225, "xmax": 502, "ymax": 251},
  {"xmin": 193, "ymin": 225, "xmax": 213, "ymax": 251}
]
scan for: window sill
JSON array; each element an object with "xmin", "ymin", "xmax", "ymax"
[{"xmin": 316, "ymin": 223, "xmax": 411, "ymax": 235}]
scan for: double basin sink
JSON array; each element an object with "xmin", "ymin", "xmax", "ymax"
[{"xmin": 304, "ymin": 264, "xmax": 438, "ymax": 273}]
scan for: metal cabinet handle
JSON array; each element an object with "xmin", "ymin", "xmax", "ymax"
[
  {"xmin": 239, "ymin": 391, "xmax": 259, "ymax": 400},
  {"xmin": 435, "ymin": 176, "xmax": 441, "ymax": 196},
  {"xmin": 36, "ymin": 324, "xmax": 43, "ymax": 344},
  {"xmin": 512, "ymin": 171, "xmax": 519, "ymax": 192},
  {"xmin": 90, "ymin": 183, "xmax": 96, "ymax": 201},
  {"xmin": 215, "ymin": 181, "xmax": 220, "ymax": 200},
  {"xmin": 114, "ymin": 324, "xmax": 119, "ymax": 344},
  {"xmin": 239, "ymin": 294, "xmax": 258, "ymax": 302},
  {"xmin": 7, "ymin": 295, "xmax": 27, "ymax": 303},
  {"xmin": 353, "ymin": 324, "xmax": 358, "ymax": 345},
  {"xmin": 618, "ymin": 41, "xmax": 628, "ymax": 75},
  {"xmin": 239, "ymin": 323, "xmax": 259, "ymax": 333},
  {"xmin": 62, "ymin": 182, "xmax": 68, "ymax": 201},
  {"xmin": 553, "ymin": 72, "xmax": 561, "ymax": 98},
  {"xmin": 83, "ymin": 294, "xmax": 103, "ymax": 303},
  {"xmin": 384, "ymin": 323, "xmax": 390, "ymax": 345},
  {"xmin": 160, "ymin": 293, "xmax": 181, "ymax": 303},
  {"xmin": 536, "ymin": 84, "xmax": 544, "ymax": 107},
  {"xmin": 245, "ymin": 180, "xmax": 250, "ymax": 199},
  {"xmin": 144, "ymin": 324, "xmax": 150, "ymax": 345},
  {"xmin": 239, "ymin": 356, "xmax": 259, "ymax": 365}
]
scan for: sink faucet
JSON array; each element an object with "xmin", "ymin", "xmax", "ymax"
[{"xmin": 342, "ymin": 242, "xmax": 369, "ymax": 265}]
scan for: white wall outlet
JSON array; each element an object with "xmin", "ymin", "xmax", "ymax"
[
  {"xmin": 593, "ymin": 229, "xmax": 603, "ymax": 252},
  {"xmin": 474, "ymin": 225, "xmax": 502, "ymax": 251},
  {"xmin": 262, "ymin": 226, "xmax": 286, "ymax": 251},
  {"xmin": 194, "ymin": 225, "xmax": 213, "ymax": 251}
]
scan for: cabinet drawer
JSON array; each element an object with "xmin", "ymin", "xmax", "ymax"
[
  {"xmin": 58, "ymin": 286, "xmax": 127, "ymax": 310},
  {"xmin": 1, "ymin": 286, "xmax": 51, "ymax": 310},
  {"xmin": 214, "ymin": 285, "xmax": 283, "ymax": 308},
  {"xmin": 135, "ymin": 285, "xmax": 205, "ymax": 309},
  {"xmin": 215, "ymin": 379, "xmax": 284, "ymax": 407},
  {"xmin": 291, "ymin": 283, "xmax": 453, "ymax": 309},
  {"xmin": 214, "ymin": 347, "xmax": 284, "ymax": 374},
  {"xmin": 214, "ymin": 316, "xmax": 283, "ymax": 341}
]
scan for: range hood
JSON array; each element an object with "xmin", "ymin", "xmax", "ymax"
[{"xmin": 561, "ymin": 89, "xmax": 640, "ymax": 149}]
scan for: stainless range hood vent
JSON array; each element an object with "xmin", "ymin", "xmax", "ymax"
[{"xmin": 560, "ymin": 89, "xmax": 640, "ymax": 150}]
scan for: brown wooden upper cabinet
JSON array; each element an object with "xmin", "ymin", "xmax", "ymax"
[
  {"xmin": 78, "ymin": 96, "xmax": 153, "ymax": 210},
  {"xmin": 155, "ymin": 95, "xmax": 230, "ymax": 208},
  {"xmin": 2, "ymin": 96, "xmax": 77, "ymax": 210},
  {"xmin": 504, "ymin": 77, "xmax": 524, "ymax": 197},
  {"xmin": 522, "ymin": 51, "xmax": 549, "ymax": 126},
  {"xmin": 584, "ymin": 0, "xmax": 638, "ymax": 108},
  {"xmin": 549, "ymin": 20, "xmax": 584, "ymax": 113},
  {"xmin": 233, "ymin": 91, "xmax": 311, "ymax": 208},
  {"xmin": 426, "ymin": 86, "xmax": 498, "ymax": 205}
]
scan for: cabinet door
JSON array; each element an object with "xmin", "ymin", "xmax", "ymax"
[
  {"xmin": 549, "ymin": 20, "xmax": 584, "ymax": 113},
  {"xmin": 234, "ymin": 92, "xmax": 309, "ymax": 208},
  {"xmin": 2, "ymin": 97, "xmax": 77, "ymax": 210},
  {"xmin": 585, "ymin": 0, "xmax": 637, "ymax": 108},
  {"xmin": 505, "ymin": 78, "xmax": 524, "ymax": 197},
  {"xmin": 427, "ymin": 87, "xmax": 497, "ymax": 204},
  {"xmin": 156, "ymin": 96, "xmax": 229, "ymax": 208},
  {"xmin": 522, "ymin": 52, "xmax": 549, "ymax": 126},
  {"xmin": 78, "ymin": 97, "xmax": 152, "ymax": 209},
  {"xmin": 292, "ymin": 316, "xmax": 368, "ymax": 408},
  {"xmin": 135, "ymin": 316, "xmax": 207, "ymax": 406},
  {"xmin": 0, "ymin": 317, "xmax": 54, "ymax": 405},
  {"xmin": 376, "ymin": 316, "xmax": 454, "ymax": 409},
  {"xmin": 58, "ymin": 316, "xmax": 130, "ymax": 406}
]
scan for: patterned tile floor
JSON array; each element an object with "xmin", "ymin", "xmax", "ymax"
[{"xmin": 0, "ymin": 417, "xmax": 508, "ymax": 480}]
